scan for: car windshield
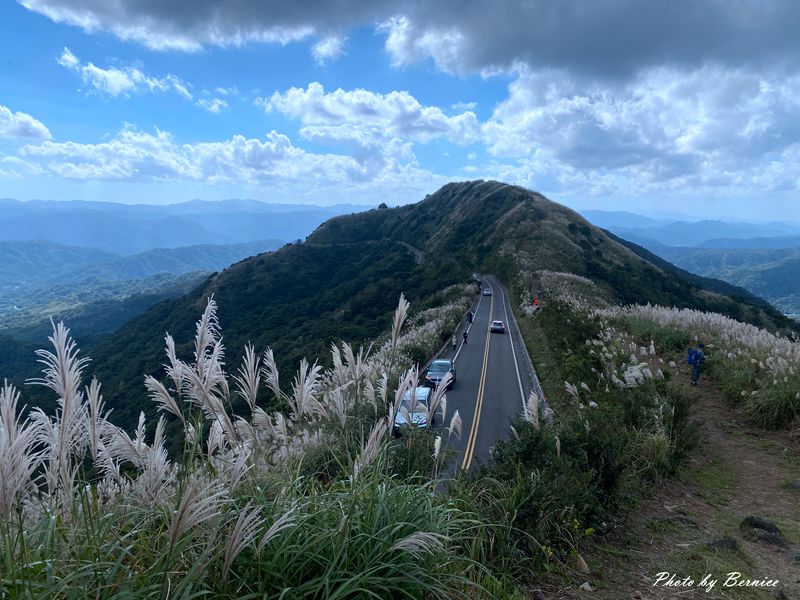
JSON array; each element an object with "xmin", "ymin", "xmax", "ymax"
[
  {"xmin": 400, "ymin": 388, "xmax": 430, "ymax": 411},
  {"xmin": 428, "ymin": 360, "xmax": 451, "ymax": 373},
  {"xmin": 493, "ymin": 321, "xmax": 503, "ymax": 326}
]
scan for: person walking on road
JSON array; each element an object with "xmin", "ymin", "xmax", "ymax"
[
  {"xmin": 451, "ymin": 335, "xmax": 457, "ymax": 351},
  {"xmin": 463, "ymin": 330, "xmax": 468, "ymax": 345},
  {"xmin": 467, "ymin": 310, "xmax": 473, "ymax": 324},
  {"xmin": 688, "ymin": 343, "xmax": 706, "ymax": 385}
]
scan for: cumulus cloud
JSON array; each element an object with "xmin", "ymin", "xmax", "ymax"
[
  {"xmin": 57, "ymin": 47, "xmax": 192, "ymax": 99},
  {"xmin": 312, "ymin": 35, "xmax": 346, "ymax": 65},
  {"xmin": 14, "ymin": 124, "xmax": 445, "ymax": 191},
  {"xmin": 482, "ymin": 66, "xmax": 800, "ymax": 183},
  {"xmin": 0, "ymin": 104, "xmax": 52, "ymax": 140},
  {"xmin": 257, "ymin": 82, "xmax": 480, "ymax": 146}
]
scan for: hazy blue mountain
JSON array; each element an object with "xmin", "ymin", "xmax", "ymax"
[
  {"xmin": 579, "ymin": 210, "xmax": 673, "ymax": 229},
  {"xmin": 610, "ymin": 220, "xmax": 800, "ymax": 248},
  {"xmin": 0, "ymin": 241, "xmax": 118, "ymax": 288},
  {"xmin": 72, "ymin": 240, "xmax": 283, "ymax": 280},
  {"xmin": 697, "ymin": 235, "xmax": 800, "ymax": 249},
  {"xmin": 0, "ymin": 199, "xmax": 370, "ymax": 254},
  {"xmin": 655, "ymin": 246, "xmax": 800, "ymax": 317}
]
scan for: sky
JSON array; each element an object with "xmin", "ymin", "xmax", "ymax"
[{"xmin": 0, "ymin": 0, "xmax": 799, "ymax": 220}]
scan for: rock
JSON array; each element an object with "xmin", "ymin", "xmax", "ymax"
[
  {"xmin": 632, "ymin": 592, "xmax": 644, "ymax": 599},
  {"xmin": 771, "ymin": 590, "xmax": 788, "ymax": 599},
  {"xmin": 531, "ymin": 590, "xmax": 546, "ymax": 600},
  {"xmin": 750, "ymin": 527, "xmax": 787, "ymax": 547},
  {"xmin": 781, "ymin": 481, "xmax": 800, "ymax": 490},
  {"xmin": 707, "ymin": 536, "xmax": 738, "ymax": 551},
  {"xmin": 579, "ymin": 581, "xmax": 594, "ymax": 592},
  {"xmin": 740, "ymin": 516, "xmax": 781, "ymax": 534},
  {"xmin": 660, "ymin": 515, "xmax": 699, "ymax": 528}
]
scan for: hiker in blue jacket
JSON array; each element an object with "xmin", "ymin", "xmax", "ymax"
[{"xmin": 688, "ymin": 343, "xmax": 706, "ymax": 386}]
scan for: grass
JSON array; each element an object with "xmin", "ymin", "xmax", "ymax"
[{"xmin": 666, "ymin": 544, "xmax": 763, "ymax": 599}]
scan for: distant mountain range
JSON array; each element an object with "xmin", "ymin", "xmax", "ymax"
[
  {"xmin": 77, "ymin": 181, "xmax": 790, "ymax": 432},
  {"xmin": 580, "ymin": 210, "xmax": 800, "ymax": 317},
  {"xmin": 0, "ymin": 198, "xmax": 370, "ymax": 254},
  {"xmin": 0, "ymin": 239, "xmax": 284, "ymax": 341}
]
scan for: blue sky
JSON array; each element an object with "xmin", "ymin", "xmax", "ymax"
[{"xmin": 1, "ymin": 0, "xmax": 799, "ymax": 219}]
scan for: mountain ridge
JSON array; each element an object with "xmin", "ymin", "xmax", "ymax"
[{"xmin": 8, "ymin": 180, "xmax": 794, "ymax": 431}]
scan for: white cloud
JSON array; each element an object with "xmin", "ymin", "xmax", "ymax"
[
  {"xmin": 452, "ymin": 101, "xmax": 477, "ymax": 112},
  {"xmin": 196, "ymin": 98, "xmax": 229, "ymax": 113},
  {"xmin": 57, "ymin": 47, "xmax": 193, "ymax": 99},
  {"xmin": 379, "ymin": 15, "xmax": 467, "ymax": 73},
  {"xmin": 257, "ymin": 82, "xmax": 480, "ymax": 146},
  {"xmin": 479, "ymin": 65, "xmax": 800, "ymax": 194},
  {"xmin": 0, "ymin": 104, "xmax": 52, "ymax": 140},
  {"xmin": 312, "ymin": 35, "xmax": 346, "ymax": 65},
  {"xmin": 14, "ymin": 125, "xmax": 447, "ymax": 194}
]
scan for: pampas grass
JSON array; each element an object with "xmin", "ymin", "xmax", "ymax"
[{"xmin": 0, "ymin": 285, "xmax": 496, "ymax": 598}]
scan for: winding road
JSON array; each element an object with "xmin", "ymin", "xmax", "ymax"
[{"xmin": 438, "ymin": 275, "xmax": 545, "ymax": 471}]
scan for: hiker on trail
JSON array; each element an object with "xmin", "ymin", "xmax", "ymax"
[
  {"xmin": 463, "ymin": 330, "xmax": 468, "ymax": 345},
  {"xmin": 468, "ymin": 311, "xmax": 473, "ymax": 323},
  {"xmin": 533, "ymin": 298, "xmax": 540, "ymax": 310},
  {"xmin": 451, "ymin": 336, "xmax": 457, "ymax": 351},
  {"xmin": 688, "ymin": 343, "xmax": 706, "ymax": 386}
]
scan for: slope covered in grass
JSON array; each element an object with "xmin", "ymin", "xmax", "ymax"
[{"xmin": 79, "ymin": 181, "xmax": 795, "ymax": 432}]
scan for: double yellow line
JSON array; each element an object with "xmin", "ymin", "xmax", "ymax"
[{"xmin": 461, "ymin": 293, "xmax": 493, "ymax": 471}]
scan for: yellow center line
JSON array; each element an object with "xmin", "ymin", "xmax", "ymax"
[{"xmin": 461, "ymin": 293, "xmax": 493, "ymax": 471}]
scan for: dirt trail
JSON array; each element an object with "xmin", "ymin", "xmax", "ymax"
[{"xmin": 544, "ymin": 365, "xmax": 800, "ymax": 600}]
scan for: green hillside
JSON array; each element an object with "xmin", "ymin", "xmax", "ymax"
[
  {"xmin": 657, "ymin": 246, "xmax": 800, "ymax": 317},
  {"xmin": 18, "ymin": 180, "xmax": 795, "ymax": 432},
  {"xmin": 0, "ymin": 240, "xmax": 117, "ymax": 287},
  {"xmin": 311, "ymin": 181, "xmax": 793, "ymax": 330}
]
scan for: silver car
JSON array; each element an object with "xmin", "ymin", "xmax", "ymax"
[
  {"xmin": 483, "ymin": 288, "xmax": 492, "ymax": 296},
  {"xmin": 490, "ymin": 320, "xmax": 506, "ymax": 333},
  {"xmin": 425, "ymin": 359, "xmax": 455, "ymax": 389},
  {"xmin": 393, "ymin": 386, "xmax": 433, "ymax": 433}
]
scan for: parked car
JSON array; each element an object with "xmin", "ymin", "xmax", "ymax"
[
  {"xmin": 490, "ymin": 320, "xmax": 506, "ymax": 333},
  {"xmin": 425, "ymin": 359, "xmax": 455, "ymax": 389},
  {"xmin": 393, "ymin": 386, "xmax": 433, "ymax": 433},
  {"xmin": 483, "ymin": 288, "xmax": 492, "ymax": 296}
]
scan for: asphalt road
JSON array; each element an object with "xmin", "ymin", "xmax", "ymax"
[{"xmin": 439, "ymin": 275, "xmax": 533, "ymax": 472}]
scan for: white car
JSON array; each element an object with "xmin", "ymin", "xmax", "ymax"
[
  {"xmin": 483, "ymin": 288, "xmax": 492, "ymax": 296},
  {"xmin": 392, "ymin": 386, "xmax": 433, "ymax": 433},
  {"xmin": 491, "ymin": 320, "xmax": 506, "ymax": 333}
]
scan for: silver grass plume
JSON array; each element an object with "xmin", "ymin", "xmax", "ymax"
[
  {"xmin": 257, "ymin": 506, "xmax": 297, "ymax": 552},
  {"xmin": 0, "ymin": 381, "xmax": 41, "ymax": 515},
  {"xmin": 447, "ymin": 410, "xmax": 463, "ymax": 440},
  {"xmin": 223, "ymin": 501, "xmax": 264, "ymax": 580},
  {"xmin": 164, "ymin": 334, "xmax": 184, "ymax": 397},
  {"xmin": 167, "ymin": 475, "xmax": 228, "ymax": 547},
  {"xmin": 261, "ymin": 348, "xmax": 283, "ymax": 401},
  {"xmin": 234, "ymin": 343, "xmax": 261, "ymax": 412},
  {"xmin": 391, "ymin": 531, "xmax": 446, "ymax": 558},
  {"xmin": 426, "ymin": 373, "xmax": 450, "ymax": 423},
  {"xmin": 524, "ymin": 391, "xmax": 540, "ymax": 429},
  {"xmin": 289, "ymin": 359, "xmax": 323, "ymax": 419},
  {"xmin": 391, "ymin": 293, "xmax": 410, "ymax": 353},
  {"xmin": 353, "ymin": 417, "xmax": 388, "ymax": 479},
  {"xmin": 145, "ymin": 375, "xmax": 184, "ymax": 426},
  {"xmin": 85, "ymin": 377, "xmax": 109, "ymax": 462},
  {"xmin": 28, "ymin": 321, "xmax": 90, "ymax": 494}
]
